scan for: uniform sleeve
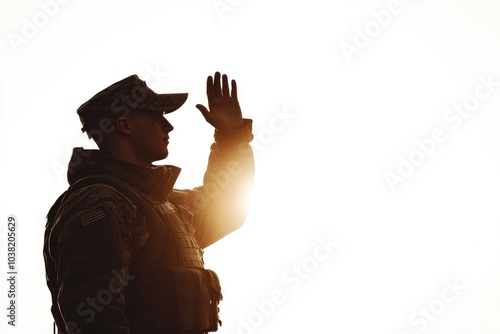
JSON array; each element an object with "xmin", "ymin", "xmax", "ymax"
[
  {"xmin": 170, "ymin": 118, "xmax": 255, "ymax": 248},
  {"xmin": 55, "ymin": 185, "xmax": 137, "ymax": 334}
]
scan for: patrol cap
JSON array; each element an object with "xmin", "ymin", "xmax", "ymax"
[{"xmin": 77, "ymin": 74, "xmax": 188, "ymax": 132}]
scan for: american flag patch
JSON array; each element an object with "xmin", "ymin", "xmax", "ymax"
[{"xmin": 80, "ymin": 208, "xmax": 107, "ymax": 227}]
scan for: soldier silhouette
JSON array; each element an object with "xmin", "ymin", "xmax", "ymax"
[{"xmin": 43, "ymin": 72, "xmax": 254, "ymax": 334}]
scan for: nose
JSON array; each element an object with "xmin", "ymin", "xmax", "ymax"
[{"xmin": 161, "ymin": 117, "xmax": 174, "ymax": 133}]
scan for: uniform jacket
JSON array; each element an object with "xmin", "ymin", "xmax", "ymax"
[{"xmin": 44, "ymin": 120, "xmax": 254, "ymax": 334}]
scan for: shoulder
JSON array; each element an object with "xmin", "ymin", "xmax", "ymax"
[
  {"xmin": 55, "ymin": 183, "xmax": 139, "ymax": 248},
  {"xmin": 56, "ymin": 183, "xmax": 139, "ymax": 270},
  {"xmin": 59, "ymin": 183, "xmax": 138, "ymax": 219}
]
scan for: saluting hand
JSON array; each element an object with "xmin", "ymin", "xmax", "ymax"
[{"xmin": 196, "ymin": 72, "xmax": 243, "ymax": 130}]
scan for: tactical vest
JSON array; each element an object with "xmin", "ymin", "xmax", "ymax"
[{"xmin": 44, "ymin": 175, "xmax": 222, "ymax": 334}]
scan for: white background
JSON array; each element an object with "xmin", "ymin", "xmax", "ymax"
[{"xmin": 1, "ymin": 0, "xmax": 500, "ymax": 333}]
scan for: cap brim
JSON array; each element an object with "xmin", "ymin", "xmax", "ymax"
[{"xmin": 146, "ymin": 93, "xmax": 188, "ymax": 114}]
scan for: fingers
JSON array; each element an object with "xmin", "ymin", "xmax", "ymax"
[
  {"xmin": 206, "ymin": 71, "xmax": 238, "ymax": 99},
  {"xmin": 206, "ymin": 75, "xmax": 214, "ymax": 99},
  {"xmin": 231, "ymin": 79, "xmax": 237, "ymax": 99},
  {"xmin": 222, "ymin": 74, "xmax": 229, "ymax": 96},
  {"xmin": 214, "ymin": 72, "xmax": 221, "ymax": 98}
]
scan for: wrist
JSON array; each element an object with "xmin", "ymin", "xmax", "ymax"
[{"xmin": 214, "ymin": 118, "xmax": 253, "ymax": 146}]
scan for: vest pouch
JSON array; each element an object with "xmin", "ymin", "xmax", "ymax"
[{"xmin": 128, "ymin": 267, "xmax": 222, "ymax": 333}]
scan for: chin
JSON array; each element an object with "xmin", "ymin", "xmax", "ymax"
[{"xmin": 152, "ymin": 150, "xmax": 169, "ymax": 163}]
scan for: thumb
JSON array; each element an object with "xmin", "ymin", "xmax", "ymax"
[{"xmin": 196, "ymin": 104, "xmax": 211, "ymax": 122}]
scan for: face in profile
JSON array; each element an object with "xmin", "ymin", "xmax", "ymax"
[{"xmin": 127, "ymin": 111, "xmax": 174, "ymax": 164}]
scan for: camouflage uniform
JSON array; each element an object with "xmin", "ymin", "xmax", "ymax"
[{"xmin": 44, "ymin": 120, "xmax": 254, "ymax": 334}]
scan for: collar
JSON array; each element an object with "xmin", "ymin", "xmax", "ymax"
[{"xmin": 67, "ymin": 148, "xmax": 181, "ymax": 202}]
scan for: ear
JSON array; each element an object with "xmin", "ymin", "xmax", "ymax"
[{"xmin": 116, "ymin": 117, "xmax": 133, "ymax": 135}]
